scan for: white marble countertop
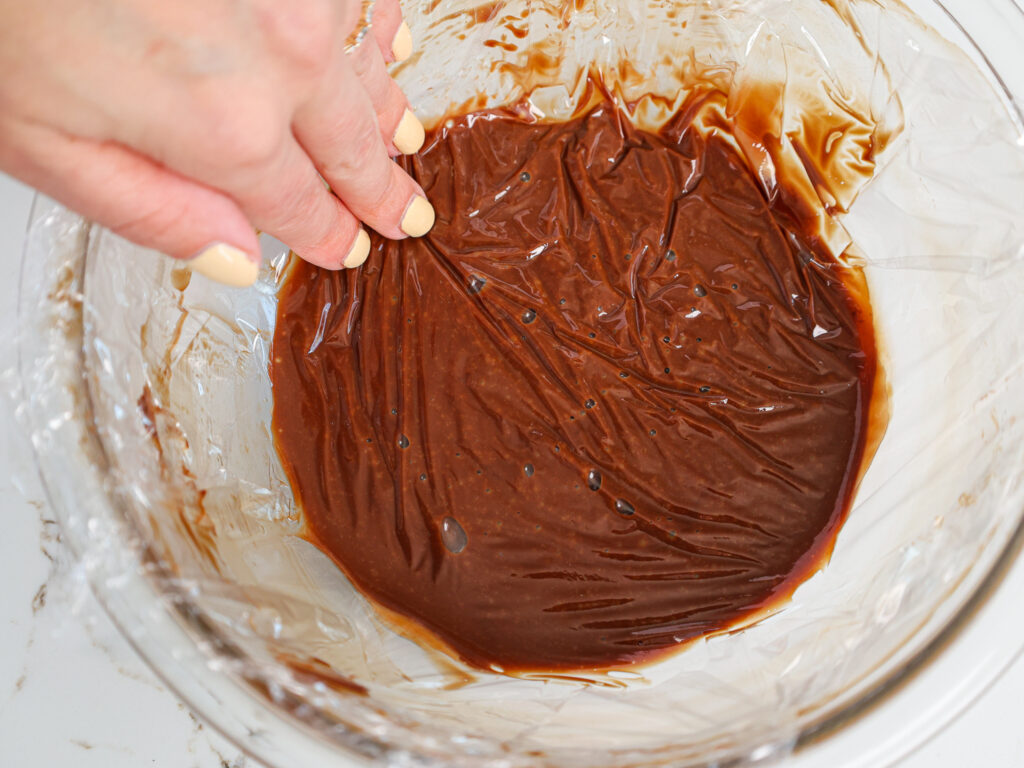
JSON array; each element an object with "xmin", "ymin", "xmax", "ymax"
[{"xmin": 0, "ymin": 172, "xmax": 1021, "ymax": 767}]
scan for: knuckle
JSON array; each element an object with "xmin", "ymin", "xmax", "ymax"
[
  {"xmin": 347, "ymin": 39, "xmax": 376, "ymax": 80},
  {"xmin": 337, "ymin": 119, "xmax": 383, "ymax": 171},
  {"xmin": 205, "ymin": 106, "xmax": 284, "ymax": 171},
  {"xmin": 234, "ymin": 126, "xmax": 283, "ymax": 169},
  {"xmin": 344, "ymin": 167, "xmax": 403, "ymax": 225},
  {"xmin": 112, "ymin": 200, "xmax": 183, "ymax": 246},
  {"xmin": 258, "ymin": 0, "xmax": 335, "ymax": 72},
  {"xmin": 314, "ymin": 123, "xmax": 383, "ymax": 184},
  {"xmin": 276, "ymin": 175, "xmax": 321, "ymax": 217},
  {"xmin": 363, "ymin": 177, "xmax": 401, "ymax": 221},
  {"xmin": 263, "ymin": 173, "xmax": 335, "ymax": 235}
]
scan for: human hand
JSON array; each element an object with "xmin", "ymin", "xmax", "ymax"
[{"xmin": 0, "ymin": 0, "xmax": 433, "ymax": 286}]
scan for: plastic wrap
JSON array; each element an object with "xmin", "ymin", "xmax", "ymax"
[{"xmin": 11, "ymin": 1, "xmax": 1024, "ymax": 766}]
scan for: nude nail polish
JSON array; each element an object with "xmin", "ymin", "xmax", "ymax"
[
  {"xmin": 400, "ymin": 196, "xmax": 435, "ymax": 238},
  {"xmin": 189, "ymin": 243, "xmax": 259, "ymax": 287},
  {"xmin": 343, "ymin": 230, "xmax": 371, "ymax": 269},
  {"xmin": 393, "ymin": 109, "xmax": 425, "ymax": 155},
  {"xmin": 391, "ymin": 21, "xmax": 413, "ymax": 62}
]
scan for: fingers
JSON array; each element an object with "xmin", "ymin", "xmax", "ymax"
[
  {"xmin": 0, "ymin": 1, "xmax": 427, "ymax": 285},
  {"xmin": 293, "ymin": 56, "xmax": 434, "ymax": 240},
  {"xmin": 230, "ymin": 133, "xmax": 371, "ymax": 270},
  {"xmin": 0, "ymin": 118, "xmax": 262, "ymax": 286},
  {"xmin": 369, "ymin": 0, "xmax": 412, "ymax": 63},
  {"xmin": 348, "ymin": 34, "xmax": 423, "ymax": 156}
]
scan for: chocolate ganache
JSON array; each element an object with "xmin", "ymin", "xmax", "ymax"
[{"xmin": 270, "ymin": 90, "xmax": 883, "ymax": 672}]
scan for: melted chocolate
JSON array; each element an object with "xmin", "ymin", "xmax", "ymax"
[{"xmin": 271, "ymin": 97, "xmax": 880, "ymax": 672}]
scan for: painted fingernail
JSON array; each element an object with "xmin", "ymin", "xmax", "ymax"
[
  {"xmin": 393, "ymin": 109, "xmax": 425, "ymax": 155},
  {"xmin": 343, "ymin": 229, "xmax": 371, "ymax": 269},
  {"xmin": 189, "ymin": 243, "xmax": 259, "ymax": 287},
  {"xmin": 391, "ymin": 21, "xmax": 413, "ymax": 62},
  {"xmin": 400, "ymin": 196, "xmax": 435, "ymax": 238}
]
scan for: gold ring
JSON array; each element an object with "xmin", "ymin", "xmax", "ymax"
[{"xmin": 344, "ymin": 0, "xmax": 377, "ymax": 53}]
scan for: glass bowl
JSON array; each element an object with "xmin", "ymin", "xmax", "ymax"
[{"xmin": 16, "ymin": 0, "xmax": 1024, "ymax": 766}]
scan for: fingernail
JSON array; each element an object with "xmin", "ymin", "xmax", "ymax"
[
  {"xmin": 391, "ymin": 21, "xmax": 413, "ymax": 62},
  {"xmin": 343, "ymin": 229, "xmax": 371, "ymax": 269},
  {"xmin": 189, "ymin": 243, "xmax": 259, "ymax": 287},
  {"xmin": 393, "ymin": 109, "xmax": 425, "ymax": 155},
  {"xmin": 400, "ymin": 196, "xmax": 435, "ymax": 237}
]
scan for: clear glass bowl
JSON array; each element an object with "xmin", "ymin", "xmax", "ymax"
[{"xmin": 16, "ymin": 1, "xmax": 1024, "ymax": 766}]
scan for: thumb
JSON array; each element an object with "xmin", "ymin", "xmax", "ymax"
[{"xmin": 1, "ymin": 122, "xmax": 262, "ymax": 287}]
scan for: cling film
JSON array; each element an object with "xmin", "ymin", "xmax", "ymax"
[{"xmin": 9, "ymin": 1, "xmax": 1024, "ymax": 767}]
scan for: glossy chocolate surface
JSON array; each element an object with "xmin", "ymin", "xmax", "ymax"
[{"xmin": 271, "ymin": 97, "xmax": 880, "ymax": 672}]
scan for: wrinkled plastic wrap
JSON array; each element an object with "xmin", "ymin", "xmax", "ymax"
[{"xmin": 12, "ymin": 1, "xmax": 1024, "ymax": 766}]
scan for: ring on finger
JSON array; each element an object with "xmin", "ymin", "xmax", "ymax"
[{"xmin": 344, "ymin": 0, "xmax": 377, "ymax": 53}]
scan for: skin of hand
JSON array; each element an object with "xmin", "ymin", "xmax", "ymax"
[{"xmin": 0, "ymin": 0, "xmax": 432, "ymax": 285}]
